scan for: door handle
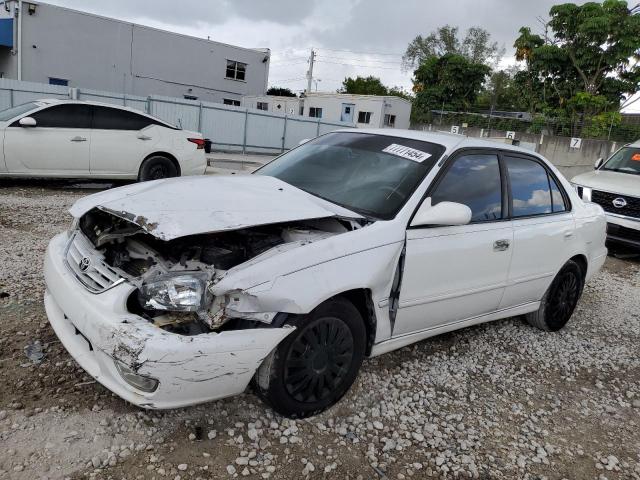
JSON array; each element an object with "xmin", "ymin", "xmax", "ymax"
[
  {"xmin": 564, "ymin": 231, "xmax": 574, "ymax": 238},
  {"xmin": 493, "ymin": 239, "xmax": 510, "ymax": 251},
  {"xmin": 137, "ymin": 134, "xmax": 152, "ymax": 141},
  {"xmin": 70, "ymin": 136, "xmax": 87, "ymax": 142}
]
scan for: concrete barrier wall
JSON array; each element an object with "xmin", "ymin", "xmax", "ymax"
[{"xmin": 414, "ymin": 124, "xmax": 624, "ymax": 180}]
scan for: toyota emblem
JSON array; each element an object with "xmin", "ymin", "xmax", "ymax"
[
  {"xmin": 612, "ymin": 197, "xmax": 627, "ymax": 209},
  {"xmin": 79, "ymin": 257, "xmax": 91, "ymax": 272}
]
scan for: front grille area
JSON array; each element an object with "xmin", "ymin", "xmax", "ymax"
[
  {"xmin": 607, "ymin": 223, "xmax": 640, "ymax": 246},
  {"xmin": 65, "ymin": 232, "xmax": 124, "ymax": 293},
  {"xmin": 591, "ymin": 190, "xmax": 640, "ymax": 219}
]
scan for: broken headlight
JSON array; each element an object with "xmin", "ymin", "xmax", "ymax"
[{"xmin": 139, "ymin": 272, "xmax": 209, "ymax": 312}]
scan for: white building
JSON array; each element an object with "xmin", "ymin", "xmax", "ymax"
[
  {"xmin": 242, "ymin": 95, "xmax": 302, "ymax": 115},
  {"xmin": 242, "ymin": 92, "xmax": 411, "ymax": 129},
  {"xmin": 0, "ymin": 1, "xmax": 270, "ymax": 104}
]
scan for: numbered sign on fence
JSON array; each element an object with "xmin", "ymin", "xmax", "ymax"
[
  {"xmin": 506, "ymin": 131, "xmax": 516, "ymax": 139},
  {"xmin": 570, "ymin": 137, "xmax": 582, "ymax": 149},
  {"xmin": 451, "ymin": 125, "xmax": 460, "ymax": 134}
]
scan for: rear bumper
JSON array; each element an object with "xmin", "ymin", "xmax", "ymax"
[{"xmin": 44, "ymin": 232, "xmax": 293, "ymax": 409}]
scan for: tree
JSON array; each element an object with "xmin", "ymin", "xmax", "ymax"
[
  {"xmin": 475, "ymin": 68, "xmax": 526, "ymax": 111},
  {"xmin": 412, "ymin": 54, "xmax": 491, "ymax": 122},
  {"xmin": 266, "ymin": 87, "xmax": 296, "ymax": 97},
  {"xmin": 340, "ymin": 76, "xmax": 389, "ymax": 96},
  {"xmin": 403, "ymin": 25, "xmax": 502, "ymax": 70},
  {"xmin": 513, "ymin": 0, "xmax": 640, "ymax": 117}
]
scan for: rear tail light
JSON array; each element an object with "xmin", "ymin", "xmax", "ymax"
[{"xmin": 188, "ymin": 138, "xmax": 206, "ymax": 149}]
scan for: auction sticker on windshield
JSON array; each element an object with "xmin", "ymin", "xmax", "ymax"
[{"xmin": 382, "ymin": 144, "xmax": 432, "ymax": 163}]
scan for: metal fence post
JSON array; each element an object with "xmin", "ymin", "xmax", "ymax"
[
  {"xmin": 9, "ymin": 88, "xmax": 13, "ymax": 107},
  {"xmin": 281, "ymin": 116, "xmax": 288, "ymax": 153},
  {"xmin": 146, "ymin": 96, "xmax": 152, "ymax": 115},
  {"xmin": 243, "ymin": 109, "xmax": 249, "ymax": 154},
  {"xmin": 198, "ymin": 102, "xmax": 203, "ymax": 133},
  {"xmin": 316, "ymin": 118, "xmax": 321, "ymax": 136}
]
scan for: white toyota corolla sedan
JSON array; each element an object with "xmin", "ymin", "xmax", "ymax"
[
  {"xmin": 0, "ymin": 99, "xmax": 207, "ymax": 181},
  {"xmin": 43, "ymin": 130, "xmax": 607, "ymax": 417}
]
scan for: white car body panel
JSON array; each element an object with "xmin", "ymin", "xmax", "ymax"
[
  {"xmin": 69, "ymin": 175, "xmax": 363, "ymax": 240},
  {"xmin": 4, "ymin": 124, "xmax": 92, "ymax": 174},
  {"xmin": 43, "ymin": 129, "xmax": 608, "ymax": 409},
  {"xmin": 394, "ymin": 222, "xmax": 513, "ymax": 336},
  {"xmin": 0, "ymin": 99, "xmax": 207, "ymax": 180}
]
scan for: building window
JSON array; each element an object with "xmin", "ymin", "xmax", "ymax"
[
  {"xmin": 49, "ymin": 77, "xmax": 68, "ymax": 86},
  {"xmin": 226, "ymin": 60, "xmax": 247, "ymax": 81},
  {"xmin": 184, "ymin": 94, "xmax": 198, "ymax": 100},
  {"xmin": 257, "ymin": 102, "xmax": 268, "ymax": 111},
  {"xmin": 358, "ymin": 111, "xmax": 372, "ymax": 124},
  {"xmin": 309, "ymin": 107, "xmax": 323, "ymax": 118},
  {"xmin": 384, "ymin": 114, "xmax": 396, "ymax": 127},
  {"xmin": 223, "ymin": 98, "xmax": 241, "ymax": 107}
]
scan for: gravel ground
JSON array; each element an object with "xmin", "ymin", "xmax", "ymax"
[{"xmin": 1, "ymin": 178, "xmax": 639, "ymax": 480}]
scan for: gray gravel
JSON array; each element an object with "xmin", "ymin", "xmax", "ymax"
[{"xmin": 1, "ymin": 181, "xmax": 639, "ymax": 480}]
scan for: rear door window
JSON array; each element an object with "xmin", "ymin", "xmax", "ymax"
[
  {"xmin": 21, "ymin": 104, "xmax": 92, "ymax": 128},
  {"xmin": 92, "ymin": 106, "xmax": 159, "ymax": 130},
  {"xmin": 505, "ymin": 156, "xmax": 568, "ymax": 217}
]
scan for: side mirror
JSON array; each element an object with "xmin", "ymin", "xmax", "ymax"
[
  {"xmin": 411, "ymin": 198, "xmax": 472, "ymax": 227},
  {"xmin": 594, "ymin": 157, "xmax": 603, "ymax": 169},
  {"xmin": 298, "ymin": 138, "xmax": 311, "ymax": 146},
  {"xmin": 19, "ymin": 117, "xmax": 36, "ymax": 127}
]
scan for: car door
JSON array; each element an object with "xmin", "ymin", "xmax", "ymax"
[
  {"xmin": 4, "ymin": 104, "xmax": 92, "ymax": 175},
  {"xmin": 89, "ymin": 106, "xmax": 162, "ymax": 176},
  {"xmin": 499, "ymin": 154, "xmax": 575, "ymax": 308},
  {"xmin": 392, "ymin": 151, "xmax": 514, "ymax": 337}
]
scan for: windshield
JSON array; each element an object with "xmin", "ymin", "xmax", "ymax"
[
  {"xmin": 602, "ymin": 146, "xmax": 640, "ymax": 175},
  {"xmin": 255, "ymin": 132, "xmax": 446, "ymax": 219},
  {"xmin": 0, "ymin": 102, "xmax": 39, "ymax": 122}
]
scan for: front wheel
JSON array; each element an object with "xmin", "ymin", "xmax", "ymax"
[
  {"xmin": 138, "ymin": 156, "xmax": 178, "ymax": 182},
  {"xmin": 253, "ymin": 297, "xmax": 366, "ymax": 418},
  {"xmin": 525, "ymin": 260, "xmax": 584, "ymax": 331}
]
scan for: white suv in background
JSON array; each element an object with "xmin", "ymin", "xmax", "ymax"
[
  {"xmin": 571, "ymin": 139, "xmax": 640, "ymax": 250},
  {"xmin": 0, "ymin": 99, "xmax": 207, "ymax": 181}
]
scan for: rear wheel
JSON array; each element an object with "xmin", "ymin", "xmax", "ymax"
[
  {"xmin": 525, "ymin": 260, "xmax": 584, "ymax": 331},
  {"xmin": 253, "ymin": 297, "xmax": 366, "ymax": 418},
  {"xmin": 138, "ymin": 156, "xmax": 178, "ymax": 182}
]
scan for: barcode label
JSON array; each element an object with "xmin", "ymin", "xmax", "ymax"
[{"xmin": 382, "ymin": 144, "xmax": 431, "ymax": 163}]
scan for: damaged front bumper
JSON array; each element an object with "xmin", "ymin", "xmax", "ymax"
[{"xmin": 43, "ymin": 232, "xmax": 294, "ymax": 409}]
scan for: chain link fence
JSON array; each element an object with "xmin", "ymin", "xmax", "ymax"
[{"xmin": 425, "ymin": 109, "xmax": 640, "ymax": 143}]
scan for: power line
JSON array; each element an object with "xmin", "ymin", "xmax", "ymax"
[
  {"xmin": 318, "ymin": 47, "xmax": 403, "ymax": 57},
  {"xmin": 268, "ymin": 77, "xmax": 307, "ymax": 84},
  {"xmin": 315, "ymin": 60, "xmax": 401, "ymax": 70},
  {"xmin": 316, "ymin": 55, "xmax": 402, "ymax": 65}
]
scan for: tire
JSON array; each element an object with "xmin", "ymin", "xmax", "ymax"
[
  {"xmin": 138, "ymin": 156, "xmax": 178, "ymax": 182},
  {"xmin": 253, "ymin": 297, "xmax": 366, "ymax": 418},
  {"xmin": 525, "ymin": 260, "xmax": 584, "ymax": 332}
]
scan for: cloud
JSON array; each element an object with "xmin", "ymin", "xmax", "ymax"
[{"xmin": 41, "ymin": 0, "xmax": 588, "ymax": 95}]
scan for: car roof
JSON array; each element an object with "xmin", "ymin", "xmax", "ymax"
[
  {"xmin": 34, "ymin": 98, "xmax": 172, "ymax": 124},
  {"xmin": 335, "ymin": 128, "xmax": 547, "ymax": 158}
]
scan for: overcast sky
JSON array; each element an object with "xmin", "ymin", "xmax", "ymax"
[{"xmin": 44, "ymin": 0, "xmax": 639, "ymax": 111}]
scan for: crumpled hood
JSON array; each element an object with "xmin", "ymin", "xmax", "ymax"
[
  {"xmin": 571, "ymin": 169, "xmax": 640, "ymax": 198},
  {"xmin": 69, "ymin": 175, "xmax": 362, "ymax": 240}
]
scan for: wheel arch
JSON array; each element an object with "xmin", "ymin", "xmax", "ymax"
[
  {"xmin": 271, "ymin": 289, "xmax": 378, "ymax": 356},
  {"xmin": 569, "ymin": 253, "xmax": 588, "ymax": 282},
  {"xmin": 140, "ymin": 152, "xmax": 181, "ymax": 176}
]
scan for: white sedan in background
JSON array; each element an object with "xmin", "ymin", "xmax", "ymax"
[
  {"xmin": 43, "ymin": 130, "xmax": 607, "ymax": 417},
  {"xmin": 0, "ymin": 99, "xmax": 207, "ymax": 181}
]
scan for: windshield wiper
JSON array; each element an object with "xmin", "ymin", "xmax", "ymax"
[{"xmin": 603, "ymin": 168, "xmax": 640, "ymax": 175}]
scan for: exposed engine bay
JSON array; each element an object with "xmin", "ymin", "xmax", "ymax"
[{"xmin": 78, "ymin": 208, "xmax": 360, "ymax": 335}]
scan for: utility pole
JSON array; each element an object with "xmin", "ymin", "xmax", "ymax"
[
  {"xmin": 17, "ymin": 0, "xmax": 23, "ymax": 81},
  {"xmin": 306, "ymin": 48, "xmax": 316, "ymax": 94}
]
